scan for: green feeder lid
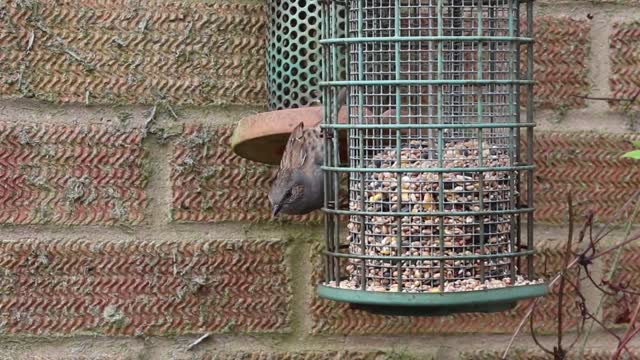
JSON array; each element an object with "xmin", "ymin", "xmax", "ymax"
[{"xmin": 317, "ymin": 283, "xmax": 548, "ymax": 316}]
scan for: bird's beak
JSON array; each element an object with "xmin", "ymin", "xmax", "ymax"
[{"xmin": 272, "ymin": 204, "xmax": 282, "ymax": 217}]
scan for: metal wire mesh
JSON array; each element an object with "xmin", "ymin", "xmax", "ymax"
[
  {"xmin": 267, "ymin": 0, "xmax": 347, "ymax": 110},
  {"xmin": 321, "ymin": 0, "xmax": 537, "ymax": 294}
]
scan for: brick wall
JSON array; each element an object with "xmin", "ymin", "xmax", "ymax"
[{"xmin": 0, "ymin": 0, "xmax": 639, "ymax": 359}]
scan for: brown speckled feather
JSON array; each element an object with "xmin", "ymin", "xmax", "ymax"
[
  {"xmin": 278, "ymin": 122, "xmax": 323, "ymax": 171},
  {"xmin": 269, "ymin": 88, "xmax": 346, "ymax": 216}
]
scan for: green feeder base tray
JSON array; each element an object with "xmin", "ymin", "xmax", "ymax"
[{"xmin": 317, "ymin": 283, "xmax": 548, "ymax": 316}]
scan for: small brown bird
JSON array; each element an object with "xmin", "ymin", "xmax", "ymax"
[{"xmin": 269, "ymin": 89, "xmax": 347, "ymax": 216}]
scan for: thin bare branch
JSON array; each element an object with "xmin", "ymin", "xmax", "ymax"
[
  {"xmin": 144, "ymin": 103, "xmax": 158, "ymax": 132},
  {"xmin": 613, "ymin": 299, "xmax": 640, "ymax": 359},
  {"xmin": 588, "ymin": 232, "xmax": 640, "ymax": 262},
  {"xmin": 591, "ymin": 191, "xmax": 640, "ymax": 242},
  {"xmin": 502, "ymin": 299, "xmax": 537, "ymax": 359},
  {"xmin": 561, "ymin": 275, "xmax": 587, "ymax": 353},
  {"xmin": 556, "ymin": 194, "xmax": 575, "ymax": 354},
  {"xmin": 579, "ymin": 199, "xmax": 640, "ymax": 357},
  {"xmin": 186, "ymin": 332, "xmax": 211, "ymax": 351},
  {"xmin": 529, "ymin": 302, "xmax": 554, "ymax": 356}
]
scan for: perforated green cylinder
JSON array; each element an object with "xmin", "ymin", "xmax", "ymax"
[{"xmin": 266, "ymin": 0, "xmax": 346, "ymax": 110}]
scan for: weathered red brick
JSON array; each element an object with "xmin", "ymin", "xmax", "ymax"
[
  {"xmin": 171, "ymin": 128, "xmax": 639, "ymax": 225},
  {"xmin": 0, "ymin": 237, "xmax": 290, "ymax": 335},
  {"xmin": 1, "ymin": 350, "xmax": 388, "ymax": 360},
  {"xmin": 7, "ymin": 356, "xmax": 125, "ymax": 360},
  {"xmin": 170, "ymin": 124, "xmax": 322, "ymax": 223},
  {"xmin": 201, "ymin": 351, "xmax": 386, "ymax": 360},
  {"xmin": 462, "ymin": 350, "xmax": 638, "ymax": 360},
  {"xmin": 527, "ymin": 132, "xmax": 640, "ymax": 224},
  {"xmin": 0, "ymin": 122, "xmax": 146, "ymax": 225},
  {"xmin": 309, "ymin": 240, "xmax": 579, "ymax": 335},
  {"xmin": 521, "ymin": 17, "xmax": 591, "ymax": 109},
  {"xmin": 610, "ymin": 21, "xmax": 640, "ymax": 111},
  {"xmin": 0, "ymin": 0, "xmax": 266, "ymax": 105}
]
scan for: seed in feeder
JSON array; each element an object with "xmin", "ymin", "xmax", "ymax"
[{"xmin": 332, "ymin": 140, "xmax": 543, "ymax": 293}]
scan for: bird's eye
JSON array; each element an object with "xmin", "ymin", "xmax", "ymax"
[{"xmin": 284, "ymin": 189, "xmax": 292, "ymax": 198}]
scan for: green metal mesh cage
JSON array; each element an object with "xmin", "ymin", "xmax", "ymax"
[
  {"xmin": 319, "ymin": 0, "xmax": 546, "ymax": 313},
  {"xmin": 266, "ymin": 0, "xmax": 347, "ymax": 110}
]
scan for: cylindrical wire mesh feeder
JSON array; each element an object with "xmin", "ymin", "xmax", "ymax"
[{"xmin": 318, "ymin": 0, "xmax": 547, "ymax": 316}]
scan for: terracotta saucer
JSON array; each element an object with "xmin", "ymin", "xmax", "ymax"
[{"xmin": 230, "ymin": 106, "xmax": 350, "ymax": 165}]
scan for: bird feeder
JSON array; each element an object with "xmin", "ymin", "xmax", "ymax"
[
  {"xmin": 266, "ymin": 0, "xmax": 347, "ymax": 110},
  {"xmin": 230, "ymin": 0, "xmax": 349, "ymax": 164},
  {"xmin": 318, "ymin": 0, "xmax": 547, "ymax": 316}
]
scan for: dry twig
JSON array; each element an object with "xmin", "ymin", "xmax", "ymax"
[
  {"xmin": 186, "ymin": 332, "xmax": 211, "ymax": 351},
  {"xmin": 502, "ymin": 191, "xmax": 640, "ymax": 360}
]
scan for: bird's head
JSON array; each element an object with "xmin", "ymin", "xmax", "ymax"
[
  {"xmin": 268, "ymin": 122, "xmax": 324, "ymax": 217},
  {"xmin": 268, "ymin": 168, "xmax": 307, "ymax": 216}
]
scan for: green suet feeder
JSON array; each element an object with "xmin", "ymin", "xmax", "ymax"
[
  {"xmin": 266, "ymin": 0, "xmax": 347, "ymax": 110},
  {"xmin": 318, "ymin": 0, "xmax": 547, "ymax": 316}
]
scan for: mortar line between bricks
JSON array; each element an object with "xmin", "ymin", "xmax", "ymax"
[
  {"xmin": 1, "ymin": 332, "xmax": 639, "ymax": 357},
  {"xmin": 298, "ymin": 239, "xmax": 315, "ymax": 339},
  {"xmin": 144, "ymin": 137, "xmax": 172, "ymax": 227},
  {"xmin": 280, "ymin": 234, "xmax": 313, "ymax": 344},
  {"xmin": 586, "ymin": 7, "xmax": 614, "ymax": 115},
  {"xmin": 0, "ymin": 99, "xmax": 264, "ymax": 128}
]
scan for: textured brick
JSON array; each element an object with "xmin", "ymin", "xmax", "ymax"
[
  {"xmin": 521, "ymin": 17, "xmax": 590, "ymax": 109},
  {"xmin": 4, "ymin": 356, "xmax": 125, "ymax": 360},
  {"xmin": 0, "ymin": 0, "xmax": 266, "ymax": 105},
  {"xmin": 0, "ymin": 350, "xmax": 388, "ymax": 360},
  {"xmin": 528, "ymin": 132, "xmax": 640, "ymax": 224},
  {"xmin": 200, "ymin": 351, "xmax": 386, "ymax": 360},
  {"xmin": 309, "ymin": 240, "xmax": 579, "ymax": 335},
  {"xmin": 0, "ymin": 122, "xmax": 146, "ymax": 225},
  {"xmin": 462, "ymin": 350, "xmax": 638, "ymax": 360},
  {"xmin": 610, "ymin": 21, "xmax": 640, "ymax": 111},
  {"xmin": 170, "ymin": 124, "xmax": 322, "ymax": 223},
  {"xmin": 0, "ymin": 3, "xmax": 591, "ymax": 109},
  {"xmin": 0, "ymin": 237, "xmax": 290, "ymax": 335},
  {"xmin": 172, "ymin": 128, "xmax": 639, "ymax": 225}
]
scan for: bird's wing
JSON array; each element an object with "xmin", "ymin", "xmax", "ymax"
[
  {"xmin": 306, "ymin": 125, "xmax": 324, "ymax": 166},
  {"xmin": 279, "ymin": 122, "xmax": 307, "ymax": 170},
  {"xmin": 279, "ymin": 122, "xmax": 324, "ymax": 171}
]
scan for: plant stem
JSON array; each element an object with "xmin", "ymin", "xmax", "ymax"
[
  {"xmin": 557, "ymin": 194, "xmax": 574, "ymax": 355},
  {"xmin": 578, "ymin": 200, "xmax": 640, "ymax": 357},
  {"xmin": 504, "ymin": 194, "xmax": 640, "ymax": 360},
  {"xmin": 612, "ymin": 298, "xmax": 640, "ymax": 359}
]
